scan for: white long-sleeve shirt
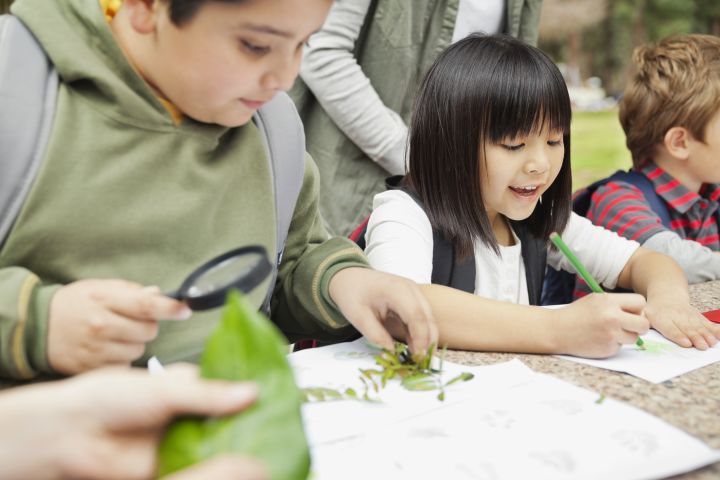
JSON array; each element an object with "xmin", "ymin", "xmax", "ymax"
[
  {"xmin": 300, "ymin": 0, "xmax": 505, "ymax": 175},
  {"xmin": 365, "ymin": 190, "xmax": 640, "ymax": 304}
]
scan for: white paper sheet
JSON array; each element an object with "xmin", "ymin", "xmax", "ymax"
[
  {"xmin": 290, "ymin": 339, "xmax": 720, "ymax": 480},
  {"xmin": 556, "ymin": 329, "xmax": 720, "ymax": 383}
]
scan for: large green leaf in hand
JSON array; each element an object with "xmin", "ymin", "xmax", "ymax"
[{"xmin": 158, "ymin": 291, "xmax": 310, "ymax": 479}]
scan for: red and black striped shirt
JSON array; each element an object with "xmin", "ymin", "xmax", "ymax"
[{"xmin": 574, "ymin": 162, "xmax": 720, "ymax": 297}]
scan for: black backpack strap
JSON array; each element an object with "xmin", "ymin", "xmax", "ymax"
[
  {"xmin": 511, "ymin": 221, "xmax": 547, "ymax": 305},
  {"xmin": 430, "ymin": 230, "xmax": 475, "ymax": 294},
  {"xmin": 0, "ymin": 15, "xmax": 58, "ymax": 245},
  {"xmin": 385, "ymin": 175, "xmax": 475, "ymax": 293}
]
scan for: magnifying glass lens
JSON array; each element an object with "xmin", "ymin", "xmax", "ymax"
[{"xmin": 186, "ymin": 252, "xmax": 263, "ymax": 298}]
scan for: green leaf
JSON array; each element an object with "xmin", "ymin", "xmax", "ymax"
[
  {"xmin": 401, "ymin": 373, "xmax": 439, "ymax": 391},
  {"xmin": 444, "ymin": 372, "xmax": 475, "ymax": 387},
  {"xmin": 157, "ymin": 291, "xmax": 309, "ymax": 480}
]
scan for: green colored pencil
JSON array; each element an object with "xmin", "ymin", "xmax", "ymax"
[{"xmin": 549, "ymin": 232, "xmax": 645, "ymax": 349}]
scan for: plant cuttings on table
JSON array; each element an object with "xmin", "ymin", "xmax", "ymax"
[{"xmin": 302, "ymin": 342, "xmax": 474, "ymax": 403}]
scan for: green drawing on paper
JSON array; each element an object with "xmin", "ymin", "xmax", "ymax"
[{"xmin": 636, "ymin": 340, "xmax": 673, "ymax": 354}]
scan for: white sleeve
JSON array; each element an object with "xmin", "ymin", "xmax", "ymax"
[
  {"xmin": 547, "ymin": 213, "xmax": 640, "ymax": 290},
  {"xmin": 364, "ymin": 190, "xmax": 434, "ymax": 283},
  {"xmin": 300, "ymin": 0, "xmax": 408, "ymax": 175}
]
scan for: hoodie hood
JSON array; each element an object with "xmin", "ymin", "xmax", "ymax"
[{"xmin": 12, "ymin": 0, "xmax": 226, "ymax": 137}]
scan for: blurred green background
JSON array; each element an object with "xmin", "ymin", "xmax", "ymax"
[{"xmin": 570, "ymin": 109, "xmax": 628, "ymax": 190}]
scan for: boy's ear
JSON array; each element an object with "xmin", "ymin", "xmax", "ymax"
[
  {"xmin": 123, "ymin": 0, "xmax": 161, "ymax": 34},
  {"xmin": 663, "ymin": 126, "xmax": 691, "ymax": 161}
]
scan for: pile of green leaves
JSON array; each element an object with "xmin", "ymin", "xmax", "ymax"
[
  {"xmin": 157, "ymin": 291, "xmax": 310, "ymax": 479},
  {"xmin": 303, "ymin": 343, "xmax": 474, "ymax": 403}
]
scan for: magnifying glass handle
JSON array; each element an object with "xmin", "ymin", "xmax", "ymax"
[{"xmin": 165, "ymin": 289, "xmax": 182, "ymax": 301}]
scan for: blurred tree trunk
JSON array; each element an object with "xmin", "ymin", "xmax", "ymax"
[
  {"xmin": 539, "ymin": 0, "xmax": 607, "ymax": 85},
  {"xmin": 600, "ymin": 0, "xmax": 619, "ymax": 95},
  {"xmin": 631, "ymin": 0, "xmax": 647, "ymax": 48},
  {"xmin": 695, "ymin": 0, "xmax": 720, "ymax": 35}
]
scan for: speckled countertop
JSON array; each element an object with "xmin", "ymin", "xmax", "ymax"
[{"xmin": 444, "ymin": 280, "xmax": 720, "ymax": 479}]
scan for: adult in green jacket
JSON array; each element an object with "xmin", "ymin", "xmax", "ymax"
[
  {"xmin": 0, "ymin": 0, "xmax": 437, "ymax": 381},
  {"xmin": 291, "ymin": 0, "xmax": 544, "ymax": 235}
]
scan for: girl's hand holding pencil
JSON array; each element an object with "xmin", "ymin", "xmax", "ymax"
[
  {"xmin": 554, "ymin": 293, "xmax": 650, "ymax": 358},
  {"xmin": 551, "ymin": 232, "xmax": 720, "ymax": 352},
  {"xmin": 550, "ymin": 233, "xmax": 647, "ymax": 350}
]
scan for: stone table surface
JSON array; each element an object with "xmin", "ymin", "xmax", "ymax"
[{"xmin": 444, "ymin": 280, "xmax": 720, "ymax": 479}]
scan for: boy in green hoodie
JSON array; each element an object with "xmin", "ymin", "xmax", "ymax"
[{"xmin": 0, "ymin": 0, "xmax": 437, "ymax": 380}]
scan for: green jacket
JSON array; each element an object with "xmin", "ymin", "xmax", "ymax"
[
  {"xmin": 292, "ymin": 0, "xmax": 543, "ymax": 235},
  {"xmin": 0, "ymin": 0, "xmax": 366, "ymax": 381}
]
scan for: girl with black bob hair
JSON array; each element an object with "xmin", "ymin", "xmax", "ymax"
[{"xmin": 365, "ymin": 34, "xmax": 716, "ymax": 358}]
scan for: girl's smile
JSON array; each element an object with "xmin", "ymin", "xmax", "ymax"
[{"xmin": 509, "ymin": 184, "xmax": 542, "ymax": 198}]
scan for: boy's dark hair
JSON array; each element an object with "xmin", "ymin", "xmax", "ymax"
[
  {"xmin": 166, "ymin": 0, "xmax": 247, "ymax": 26},
  {"xmin": 407, "ymin": 34, "xmax": 572, "ymax": 259},
  {"xmin": 619, "ymin": 34, "xmax": 720, "ymax": 167}
]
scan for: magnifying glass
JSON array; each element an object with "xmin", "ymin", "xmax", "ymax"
[{"xmin": 166, "ymin": 245, "xmax": 272, "ymax": 311}]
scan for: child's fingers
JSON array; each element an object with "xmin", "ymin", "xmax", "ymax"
[
  {"xmin": 615, "ymin": 311, "xmax": 650, "ymax": 335},
  {"xmin": 617, "ymin": 329, "xmax": 642, "ymax": 346},
  {"xmin": 682, "ymin": 323, "xmax": 710, "ymax": 350},
  {"xmin": 681, "ymin": 316, "xmax": 718, "ymax": 350},
  {"xmin": 349, "ymin": 308, "xmax": 395, "ymax": 351},
  {"xmin": 160, "ymin": 371, "xmax": 259, "ymax": 418},
  {"xmin": 392, "ymin": 288, "xmax": 436, "ymax": 353},
  {"xmin": 100, "ymin": 341, "xmax": 147, "ymax": 365},
  {"xmin": 609, "ymin": 292, "xmax": 646, "ymax": 314},
  {"xmin": 98, "ymin": 311, "xmax": 160, "ymax": 343},
  {"xmin": 699, "ymin": 319, "xmax": 720, "ymax": 347},
  {"xmin": 655, "ymin": 318, "xmax": 693, "ymax": 348},
  {"xmin": 98, "ymin": 282, "xmax": 192, "ymax": 322}
]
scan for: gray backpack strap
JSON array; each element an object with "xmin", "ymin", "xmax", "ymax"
[
  {"xmin": 253, "ymin": 92, "xmax": 306, "ymax": 313},
  {"xmin": 0, "ymin": 15, "xmax": 58, "ymax": 244}
]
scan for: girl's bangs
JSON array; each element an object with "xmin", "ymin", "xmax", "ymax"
[{"xmin": 486, "ymin": 52, "xmax": 571, "ymax": 143}]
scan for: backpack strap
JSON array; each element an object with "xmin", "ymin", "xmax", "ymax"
[
  {"xmin": 510, "ymin": 221, "xmax": 547, "ymax": 306},
  {"xmin": 607, "ymin": 170, "xmax": 672, "ymax": 228},
  {"xmin": 0, "ymin": 15, "xmax": 58, "ymax": 246},
  {"xmin": 574, "ymin": 169, "xmax": 671, "ymax": 228},
  {"xmin": 429, "ymin": 230, "xmax": 475, "ymax": 294},
  {"xmin": 253, "ymin": 92, "xmax": 306, "ymax": 313},
  {"xmin": 385, "ymin": 175, "xmax": 476, "ymax": 294}
]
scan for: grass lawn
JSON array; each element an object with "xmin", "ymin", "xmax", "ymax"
[{"xmin": 570, "ymin": 108, "xmax": 632, "ymax": 191}]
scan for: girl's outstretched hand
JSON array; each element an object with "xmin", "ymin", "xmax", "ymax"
[
  {"xmin": 328, "ymin": 267, "xmax": 438, "ymax": 353},
  {"xmin": 558, "ymin": 292, "xmax": 650, "ymax": 358},
  {"xmin": 643, "ymin": 294, "xmax": 720, "ymax": 350}
]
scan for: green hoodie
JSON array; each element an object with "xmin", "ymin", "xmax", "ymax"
[{"xmin": 0, "ymin": 0, "xmax": 366, "ymax": 381}]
